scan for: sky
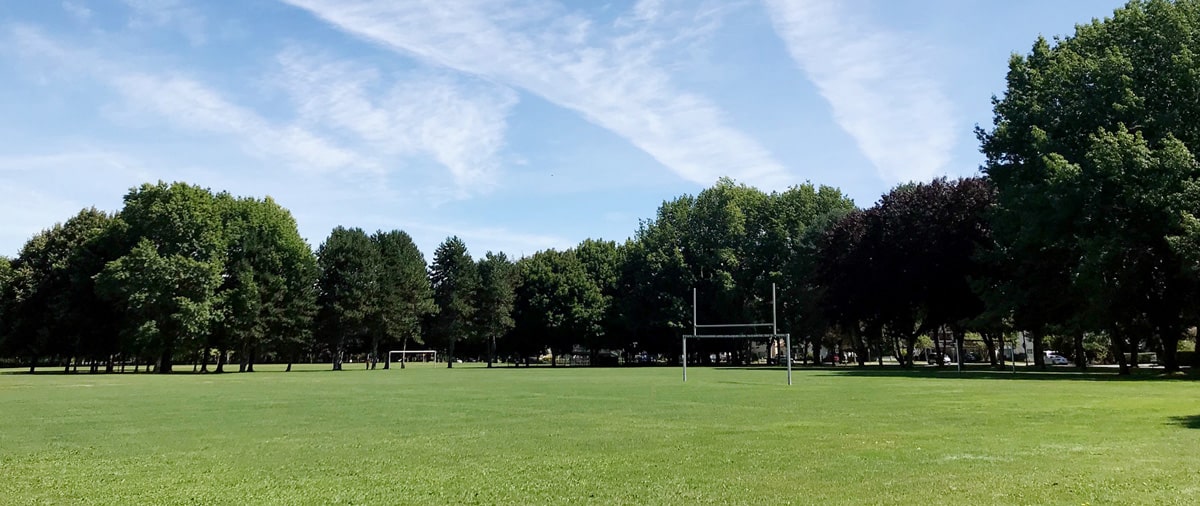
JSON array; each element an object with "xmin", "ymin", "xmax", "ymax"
[{"xmin": 0, "ymin": 0, "xmax": 1128, "ymax": 260}]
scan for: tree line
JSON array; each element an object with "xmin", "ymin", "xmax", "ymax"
[{"xmin": 3, "ymin": 0, "xmax": 1200, "ymax": 375}]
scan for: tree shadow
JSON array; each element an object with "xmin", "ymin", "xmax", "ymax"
[
  {"xmin": 1170, "ymin": 415, "xmax": 1200, "ymax": 429},
  {"xmin": 712, "ymin": 365, "xmax": 1192, "ymax": 382}
]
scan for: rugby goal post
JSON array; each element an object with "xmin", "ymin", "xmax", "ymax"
[{"xmin": 683, "ymin": 283, "xmax": 792, "ymax": 385}]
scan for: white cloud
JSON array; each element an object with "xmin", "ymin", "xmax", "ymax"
[
  {"xmin": 121, "ymin": 0, "xmax": 207, "ymax": 45},
  {"xmin": 8, "ymin": 26, "xmax": 378, "ymax": 178},
  {"xmin": 110, "ymin": 72, "xmax": 371, "ymax": 173},
  {"xmin": 404, "ymin": 221, "xmax": 574, "ymax": 259},
  {"xmin": 764, "ymin": 0, "xmax": 957, "ymax": 183},
  {"xmin": 61, "ymin": 1, "xmax": 92, "ymax": 22},
  {"xmin": 280, "ymin": 0, "xmax": 793, "ymax": 190},
  {"xmin": 273, "ymin": 47, "xmax": 517, "ymax": 195}
]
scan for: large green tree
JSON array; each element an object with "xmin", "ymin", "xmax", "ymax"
[
  {"xmin": 316, "ymin": 227, "xmax": 379, "ymax": 371},
  {"xmin": 216, "ymin": 195, "xmax": 317, "ymax": 373},
  {"xmin": 514, "ymin": 249, "xmax": 604, "ymax": 367},
  {"xmin": 371, "ymin": 230, "xmax": 436, "ymax": 369},
  {"xmin": 1, "ymin": 209, "xmax": 121, "ymax": 372},
  {"xmin": 573, "ymin": 239, "xmax": 623, "ymax": 363},
  {"xmin": 475, "ymin": 251, "xmax": 518, "ymax": 368},
  {"xmin": 430, "ymin": 236, "xmax": 478, "ymax": 368},
  {"xmin": 980, "ymin": 0, "xmax": 1200, "ymax": 373},
  {"xmin": 97, "ymin": 183, "xmax": 227, "ymax": 373}
]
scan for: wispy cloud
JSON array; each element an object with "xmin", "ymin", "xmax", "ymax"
[
  {"xmin": 280, "ymin": 0, "xmax": 793, "ymax": 190},
  {"xmin": 121, "ymin": 0, "xmax": 207, "ymax": 45},
  {"xmin": 8, "ymin": 25, "xmax": 518, "ymax": 198},
  {"xmin": 109, "ymin": 72, "xmax": 371, "ymax": 174},
  {"xmin": 61, "ymin": 1, "xmax": 92, "ymax": 22},
  {"xmin": 403, "ymin": 221, "xmax": 574, "ymax": 259},
  {"xmin": 764, "ymin": 0, "xmax": 957, "ymax": 183},
  {"xmin": 273, "ymin": 47, "xmax": 518, "ymax": 195}
]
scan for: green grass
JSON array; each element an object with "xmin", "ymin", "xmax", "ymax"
[{"xmin": 2, "ymin": 364, "xmax": 1198, "ymax": 505}]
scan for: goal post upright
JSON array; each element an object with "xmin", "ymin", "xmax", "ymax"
[{"xmin": 774, "ymin": 282, "xmax": 791, "ymax": 386}]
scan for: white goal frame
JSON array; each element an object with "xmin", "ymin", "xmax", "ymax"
[
  {"xmin": 683, "ymin": 283, "xmax": 792, "ymax": 385},
  {"xmin": 387, "ymin": 350, "xmax": 437, "ymax": 366}
]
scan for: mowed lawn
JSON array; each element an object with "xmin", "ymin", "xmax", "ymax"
[{"xmin": 1, "ymin": 365, "xmax": 1198, "ymax": 505}]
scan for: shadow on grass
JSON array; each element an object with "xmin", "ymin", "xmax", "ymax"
[
  {"xmin": 1170, "ymin": 415, "xmax": 1200, "ymax": 429},
  {"xmin": 712, "ymin": 365, "xmax": 1194, "ymax": 382}
]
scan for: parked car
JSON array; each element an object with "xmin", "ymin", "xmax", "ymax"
[{"xmin": 1047, "ymin": 354, "xmax": 1069, "ymax": 365}]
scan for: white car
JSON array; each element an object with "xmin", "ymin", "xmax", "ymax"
[{"xmin": 1047, "ymin": 354, "xmax": 1069, "ymax": 365}]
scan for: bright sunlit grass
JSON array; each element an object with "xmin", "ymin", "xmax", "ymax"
[{"xmin": 1, "ymin": 364, "xmax": 1197, "ymax": 504}]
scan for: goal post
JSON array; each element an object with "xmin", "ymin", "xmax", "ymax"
[{"xmin": 683, "ymin": 283, "xmax": 792, "ymax": 385}]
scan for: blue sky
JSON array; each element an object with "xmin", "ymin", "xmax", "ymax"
[{"xmin": 0, "ymin": 0, "xmax": 1126, "ymax": 259}]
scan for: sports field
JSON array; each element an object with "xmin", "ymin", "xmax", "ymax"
[{"xmin": 1, "ymin": 365, "xmax": 1197, "ymax": 505}]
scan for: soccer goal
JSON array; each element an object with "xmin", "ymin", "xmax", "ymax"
[
  {"xmin": 387, "ymin": 350, "xmax": 437, "ymax": 367},
  {"xmin": 683, "ymin": 283, "xmax": 792, "ymax": 385}
]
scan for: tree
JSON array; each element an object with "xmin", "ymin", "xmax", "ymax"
[
  {"xmin": 216, "ymin": 195, "xmax": 318, "ymax": 373},
  {"xmin": 514, "ymin": 249, "xmax": 603, "ymax": 366},
  {"xmin": 97, "ymin": 239, "xmax": 223, "ymax": 374},
  {"xmin": 371, "ymin": 230, "xmax": 436, "ymax": 369},
  {"xmin": 0, "ymin": 209, "xmax": 122, "ymax": 373},
  {"xmin": 573, "ymin": 240, "xmax": 622, "ymax": 363},
  {"xmin": 980, "ymin": 0, "xmax": 1200, "ymax": 373},
  {"xmin": 0, "ymin": 256, "xmax": 10, "ymax": 356},
  {"xmin": 316, "ymin": 227, "xmax": 379, "ymax": 371},
  {"xmin": 99, "ymin": 182, "xmax": 226, "ymax": 373},
  {"xmin": 430, "ymin": 237, "xmax": 478, "ymax": 368},
  {"xmin": 474, "ymin": 252, "xmax": 518, "ymax": 367}
]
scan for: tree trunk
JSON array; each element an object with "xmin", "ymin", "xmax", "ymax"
[
  {"xmin": 333, "ymin": 337, "xmax": 344, "ymax": 371},
  {"xmin": 1031, "ymin": 330, "xmax": 1045, "ymax": 370},
  {"xmin": 200, "ymin": 347, "xmax": 210, "ymax": 373},
  {"xmin": 29, "ymin": 354, "xmax": 37, "ymax": 374},
  {"xmin": 487, "ymin": 336, "xmax": 495, "ymax": 368},
  {"xmin": 247, "ymin": 346, "xmax": 256, "ymax": 373},
  {"xmin": 1160, "ymin": 333, "xmax": 1180, "ymax": 373},
  {"xmin": 1129, "ymin": 335, "xmax": 1140, "ymax": 369},
  {"xmin": 904, "ymin": 336, "xmax": 916, "ymax": 369},
  {"xmin": 400, "ymin": 338, "xmax": 408, "ymax": 369},
  {"xmin": 216, "ymin": 347, "xmax": 226, "ymax": 374},
  {"xmin": 550, "ymin": 349, "xmax": 556, "ymax": 368},
  {"xmin": 933, "ymin": 330, "xmax": 944, "ymax": 367},
  {"xmin": 1111, "ymin": 332, "xmax": 1130, "ymax": 375},
  {"xmin": 996, "ymin": 333, "xmax": 1006, "ymax": 370},
  {"xmin": 981, "ymin": 332, "xmax": 997, "ymax": 367},
  {"xmin": 447, "ymin": 339, "xmax": 455, "ymax": 369},
  {"xmin": 955, "ymin": 328, "xmax": 966, "ymax": 368},
  {"xmin": 1074, "ymin": 331, "xmax": 1087, "ymax": 370},
  {"xmin": 106, "ymin": 355, "xmax": 115, "ymax": 374}
]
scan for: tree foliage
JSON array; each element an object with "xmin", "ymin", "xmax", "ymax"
[
  {"xmin": 980, "ymin": 0, "xmax": 1200, "ymax": 372},
  {"xmin": 430, "ymin": 236, "xmax": 478, "ymax": 368}
]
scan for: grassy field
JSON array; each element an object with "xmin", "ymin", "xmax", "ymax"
[{"xmin": 1, "ymin": 364, "xmax": 1198, "ymax": 505}]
